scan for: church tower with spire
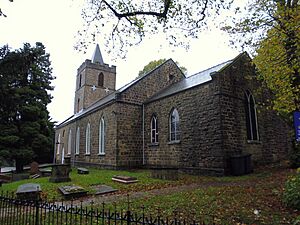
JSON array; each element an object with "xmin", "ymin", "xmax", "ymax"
[{"xmin": 74, "ymin": 44, "xmax": 116, "ymax": 113}]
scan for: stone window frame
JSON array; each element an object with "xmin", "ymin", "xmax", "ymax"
[
  {"xmin": 169, "ymin": 108, "xmax": 181, "ymax": 142},
  {"xmin": 150, "ymin": 114, "xmax": 159, "ymax": 144},
  {"xmin": 67, "ymin": 129, "xmax": 72, "ymax": 155},
  {"xmin": 85, "ymin": 123, "xmax": 91, "ymax": 155},
  {"xmin": 98, "ymin": 116, "xmax": 105, "ymax": 155},
  {"xmin": 245, "ymin": 90, "xmax": 259, "ymax": 141},
  {"xmin": 75, "ymin": 127, "xmax": 80, "ymax": 155}
]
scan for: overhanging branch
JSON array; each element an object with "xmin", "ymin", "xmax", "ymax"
[{"xmin": 102, "ymin": 0, "xmax": 171, "ymax": 19}]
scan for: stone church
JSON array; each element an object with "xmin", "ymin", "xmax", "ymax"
[{"xmin": 54, "ymin": 44, "xmax": 291, "ymax": 175}]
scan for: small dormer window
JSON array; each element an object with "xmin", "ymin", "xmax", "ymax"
[{"xmin": 98, "ymin": 73, "xmax": 104, "ymax": 87}]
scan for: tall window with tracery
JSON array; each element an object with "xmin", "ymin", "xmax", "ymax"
[
  {"xmin": 85, "ymin": 123, "xmax": 91, "ymax": 154},
  {"xmin": 99, "ymin": 117, "xmax": 105, "ymax": 155},
  {"xmin": 170, "ymin": 108, "xmax": 180, "ymax": 141},
  {"xmin": 67, "ymin": 129, "xmax": 72, "ymax": 155},
  {"xmin": 245, "ymin": 90, "xmax": 259, "ymax": 140},
  {"xmin": 75, "ymin": 127, "xmax": 80, "ymax": 155},
  {"xmin": 151, "ymin": 115, "xmax": 158, "ymax": 143}
]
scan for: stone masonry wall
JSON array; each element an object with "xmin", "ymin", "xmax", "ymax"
[
  {"xmin": 55, "ymin": 103, "xmax": 118, "ymax": 168},
  {"xmin": 120, "ymin": 59, "xmax": 184, "ymax": 104},
  {"xmin": 214, "ymin": 53, "xmax": 291, "ymax": 172},
  {"xmin": 144, "ymin": 80, "xmax": 224, "ymax": 175}
]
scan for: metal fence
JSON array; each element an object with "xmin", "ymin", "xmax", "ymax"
[{"xmin": 0, "ymin": 192, "xmax": 208, "ymax": 225}]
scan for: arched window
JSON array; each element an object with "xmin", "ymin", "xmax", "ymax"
[
  {"xmin": 85, "ymin": 123, "xmax": 91, "ymax": 154},
  {"xmin": 75, "ymin": 127, "xmax": 80, "ymax": 155},
  {"xmin": 245, "ymin": 90, "xmax": 259, "ymax": 140},
  {"xmin": 170, "ymin": 108, "xmax": 180, "ymax": 141},
  {"xmin": 98, "ymin": 73, "xmax": 104, "ymax": 87},
  {"xmin": 151, "ymin": 115, "xmax": 158, "ymax": 143},
  {"xmin": 67, "ymin": 129, "xmax": 72, "ymax": 155},
  {"xmin": 98, "ymin": 117, "xmax": 105, "ymax": 155},
  {"xmin": 56, "ymin": 134, "xmax": 61, "ymax": 155}
]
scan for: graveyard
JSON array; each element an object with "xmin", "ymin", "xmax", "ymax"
[{"xmin": 0, "ymin": 164, "xmax": 299, "ymax": 224}]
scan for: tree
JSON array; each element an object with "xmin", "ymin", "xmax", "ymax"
[
  {"xmin": 76, "ymin": 0, "xmax": 233, "ymax": 57},
  {"xmin": 224, "ymin": 0, "xmax": 299, "ymax": 116},
  {"xmin": 0, "ymin": 0, "xmax": 13, "ymax": 17},
  {"xmin": 224, "ymin": 0, "xmax": 299, "ymax": 166},
  {"xmin": 138, "ymin": 58, "xmax": 187, "ymax": 77},
  {"xmin": 0, "ymin": 43, "xmax": 55, "ymax": 172}
]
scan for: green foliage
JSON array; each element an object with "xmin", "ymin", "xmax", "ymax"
[
  {"xmin": 0, "ymin": 43, "xmax": 55, "ymax": 172},
  {"xmin": 290, "ymin": 143, "xmax": 300, "ymax": 169},
  {"xmin": 283, "ymin": 171, "xmax": 300, "ymax": 210},
  {"xmin": 224, "ymin": 0, "xmax": 300, "ymax": 117},
  {"xmin": 138, "ymin": 58, "xmax": 187, "ymax": 77}
]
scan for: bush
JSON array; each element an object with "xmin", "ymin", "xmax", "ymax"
[
  {"xmin": 283, "ymin": 170, "xmax": 300, "ymax": 210},
  {"xmin": 289, "ymin": 143, "xmax": 300, "ymax": 168}
]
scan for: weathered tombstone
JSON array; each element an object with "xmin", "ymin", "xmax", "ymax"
[
  {"xmin": 58, "ymin": 185, "xmax": 87, "ymax": 199},
  {"xmin": 40, "ymin": 168, "xmax": 52, "ymax": 177},
  {"xmin": 16, "ymin": 183, "xmax": 41, "ymax": 200},
  {"xmin": 30, "ymin": 161, "xmax": 40, "ymax": 175},
  {"xmin": 112, "ymin": 175, "xmax": 138, "ymax": 184},
  {"xmin": 77, "ymin": 167, "xmax": 89, "ymax": 174},
  {"xmin": 49, "ymin": 165, "xmax": 71, "ymax": 183},
  {"xmin": 64, "ymin": 156, "xmax": 71, "ymax": 165}
]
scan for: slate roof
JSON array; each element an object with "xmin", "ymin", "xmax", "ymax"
[
  {"xmin": 56, "ymin": 53, "xmax": 244, "ymax": 128},
  {"xmin": 145, "ymin": 59, "xmax": 234, "ymax": 103}
]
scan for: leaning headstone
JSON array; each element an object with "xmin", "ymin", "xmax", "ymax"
[
  {"xmin": 16, "ymin": 183, "xmax": 41, "ymax": 200},
  {"xmin": 49, "ymin": 165, "xmax": 71, "ymax": 183},
  {"xmin": 112, "ymin": 175, "xmax": 138, "ymax": 184},
  {"xmin": 30, "ymin": 161, "xmax": 40, "ymax": 175}
]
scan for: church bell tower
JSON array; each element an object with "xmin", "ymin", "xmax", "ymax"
[{"xmin": 74, "ymin": 44, "xmax": 116, "ymax": 114}]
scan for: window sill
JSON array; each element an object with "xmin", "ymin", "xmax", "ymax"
[
  {"xmin": 148, "ymin": 143, "xmax": 159, "ymax": 147},
  {"xmin": 85, "ymin": 153, "xmax": 91, "ymax": 156},
  {"xmin": 168, "ymin": 140, "xmax": 181, "ymax": 145},
  {"xmin": 75, "ymin": 153, "xmax": 79, "ymax": 156},
  {"xmin": 98, "ymin": 153, "xmax": 105, "ymax": 156},
  {"xmin": 247, "ymin": 140, "xmax": 261, "ymax": 144}
]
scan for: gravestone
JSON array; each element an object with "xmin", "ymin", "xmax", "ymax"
[
  {"xmin": 49, "ymin": 165, "xmax": 71, "ymax": 183},
  {"xmin": 93, "ymin": 185, "xmax": 117, "ymax": 195},
  {"xmin": 58, "ymin": 185, "xmax": 87, "ymax": 199},
  {"xmin": 30, "ymin": 161, "xmax": 40, "ymax": 175},
  {"xmin": 112, "ymin": 175, "xmax": 138, "ymax": 184},
  {"xmin": 40, "ymin": 168, "xmax": 52, "ymax": 177},
  {"xmin": 16, "ymin": 183, "xmax": 41, "ymax": 200},
  {"xmin": 77, "ymin": 167, "xmax": 89, "ymax": 174}
]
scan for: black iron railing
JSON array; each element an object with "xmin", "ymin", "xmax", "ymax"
[{"xmin": 0, "ymin": 191, "xmax": 208, "ymax": 225}]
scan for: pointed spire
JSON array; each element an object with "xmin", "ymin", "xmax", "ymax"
[{"xmin": 91, "ymin": 44, "xmax": 104, "ymax": 64}]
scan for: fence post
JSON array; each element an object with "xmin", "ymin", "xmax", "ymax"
[{"xmin": 35, "ymin": 186, "xmax": 40, "ymax": 225}]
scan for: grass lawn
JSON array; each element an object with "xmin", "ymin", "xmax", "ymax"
[{"xmin": 0, "ymin": 167, "xmax": 299, "ymax": 224}]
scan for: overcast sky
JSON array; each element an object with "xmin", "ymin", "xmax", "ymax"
[{"xmin": 0, "ymin": 0, "xmax": 240, "ymax": 124}]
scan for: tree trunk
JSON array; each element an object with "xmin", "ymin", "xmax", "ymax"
[{"xmin": 15, "ymin": 159, "xmax": 24, "ymax": 173}]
